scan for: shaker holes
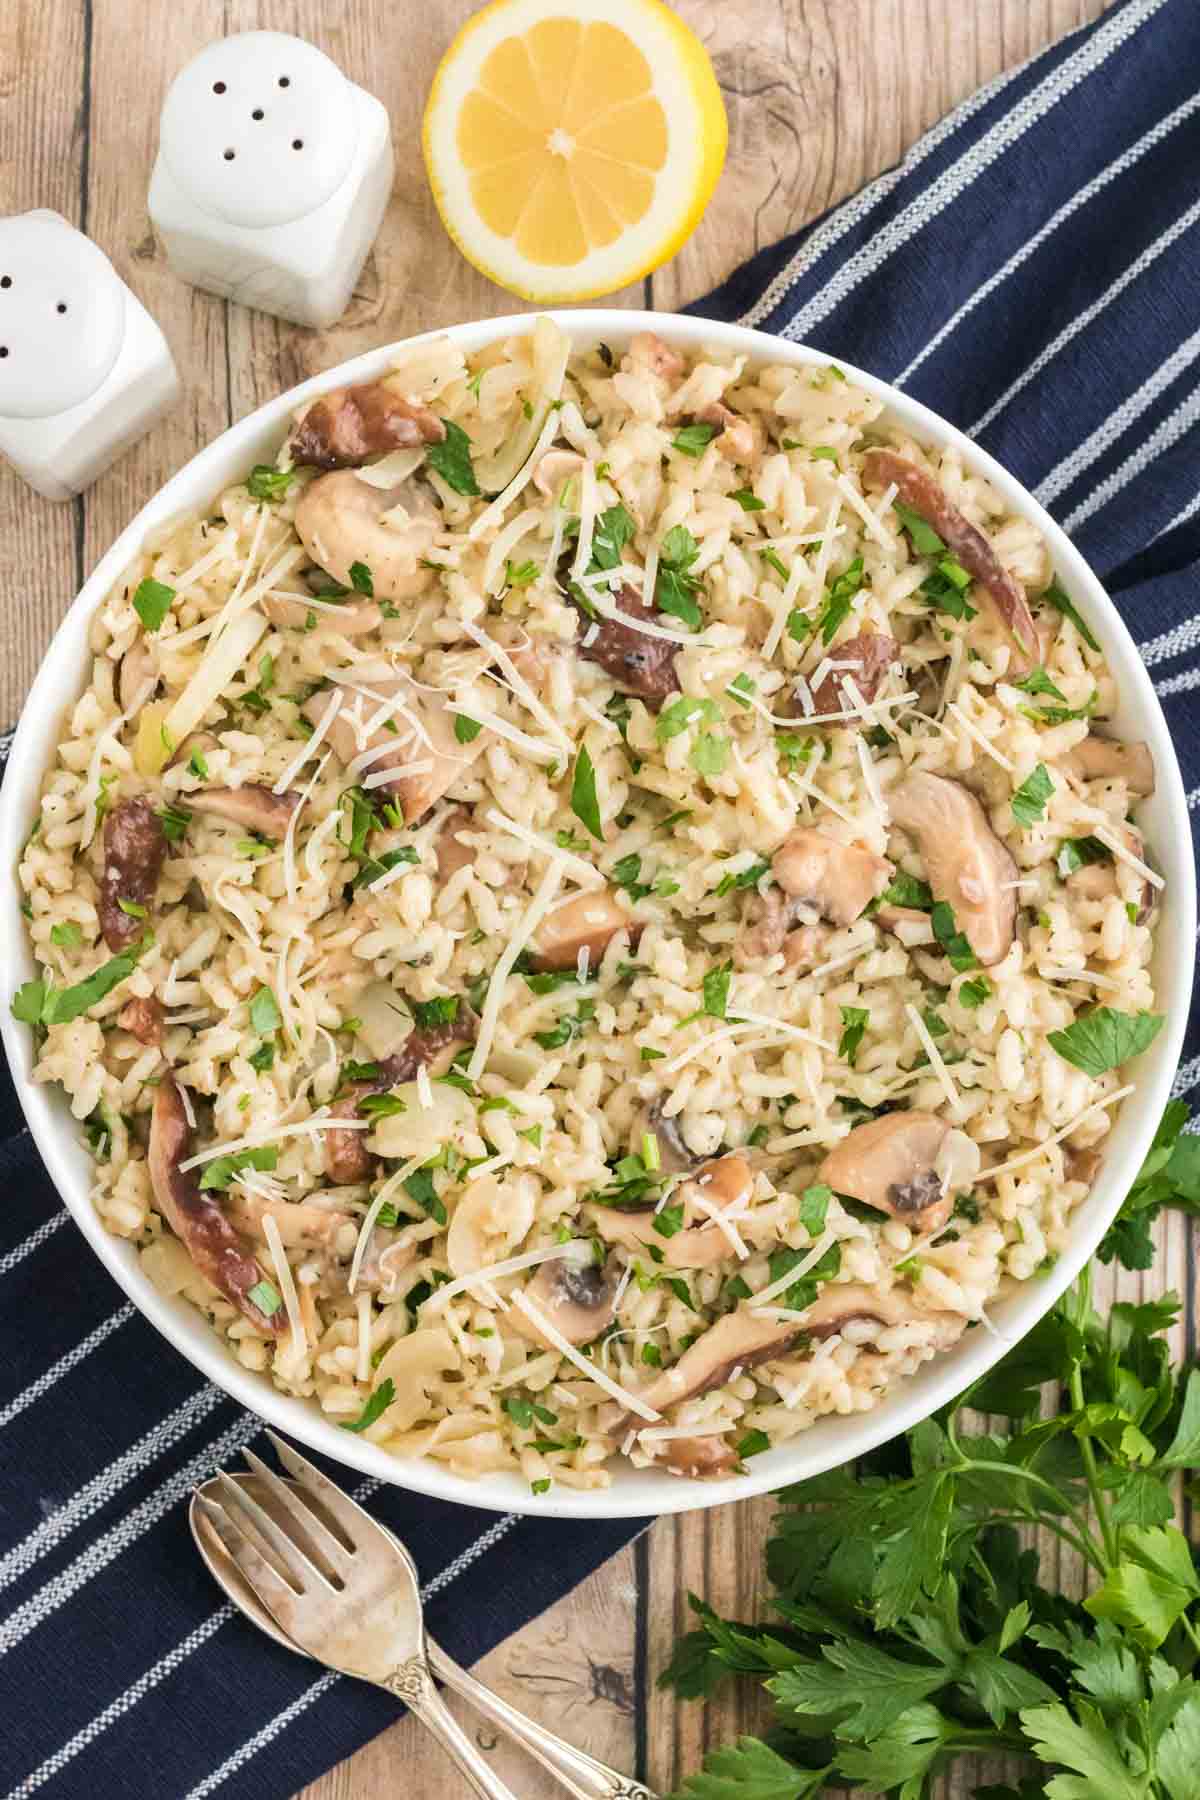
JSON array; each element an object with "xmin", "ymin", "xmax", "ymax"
[
  {"xmin": 213, "ymin": 81, "xmax": 226, "ymax": 94},
  {"xmin": 252, "ymin": 109, "xmax": 264, "ymax": 120},
  {"xmin": 292, "ymin": 139, "xmax": 303, "ymax": 150},
  {"xmin": 0, "ymin": 277, "xmax": 10, "ymax": 289},
  {"xmin": 278, "ymin": 75, "xmax": 290, "ymax": 87},
  {"xmin": 224, "ymin": 149, "xmax": 236, "ymax": 161}
]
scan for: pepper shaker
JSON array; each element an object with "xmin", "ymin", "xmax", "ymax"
[
  {"xmin": 0, "ymin": 211, "xmax": 179, "ymax": 502},
  {"xmin": 149, "ymin": 31, "xmax": 394, "ymax": 330}
]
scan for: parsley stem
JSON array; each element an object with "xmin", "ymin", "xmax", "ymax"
[
  {"xmin": 1068, "ymin": 1362, "xmax": 1119, "ymax": 1569},
  {"xmin": 961, "ymin": 1460, "xmax": 1108, "ymax": 1573},
  {"xmin": 985, "ymin": 1511, "xmax": 1105, "ymax": 1575}
]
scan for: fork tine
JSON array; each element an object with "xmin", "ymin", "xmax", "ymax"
[
  {"xmin": 216, "ymin": 1469, "xmax": 335, "ymax": 1594},
  {"xmin": 265, "ymin": 1430, "xmax": 395, "ymax": 1554},
  {"xmin": 196, "ymin": 1491, "xmax": 303, "ymax": 1617},
  {"xmin": 240, "ymin": 1447, "xmax": 352, "ymax": 1575}
]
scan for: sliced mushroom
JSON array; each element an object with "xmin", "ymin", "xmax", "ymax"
[
  {"xmin": 658, "ymin": 1435, "xmax": 741, "ymax": 1479},
  {"xmin": 889, "ymin": 771, "xmax": 1017, "ymax": 966},
  {"xmin": 508, "ymin": 1249, "xmax": 621, "ymax": 1348},
  {"xmin": 118, "ymin": 995, "xmax": 163, "ymax": 1046},
  {"xmin": 695, "ymin": 402, "xmax": 757, "ymax": 463},
  {"xmin": 324, "ymin": 1009, "xmax": 478, "ymax": 1183},
  {"xmin": 818, "ymin": 1112, "xmax": 954, "ymax": 1231},
  {"xmin": 573, "ymin": 582, "xmax": 679, "ymax": 709},
  {"xmin": 1061, "ymin": 735, "xmax": 1155, "ymax": 797},
  {"xmin": 612, "ymin": 1306, "xmax": 808, "ymax": 1433},
  {"xmin": 864, "ymin": 449, "xmax": 1039, "ymax": 670},
  {"xmin": 875, "ymin": 904, "xmax": 935, "ymax": 946},
  {"xmin": 368, "ymin": 1327, "xmax": 460, "ymax": 1433},
  {"xmin": 735, "ymin": 885, "xmax": 832, "ymax": 967},
  {"xmin": 437, "ymin": 807, "xmax": 477, "ymax": 882},
  {"xmin": 147, "ymin": 1074, "xmax": 285, "ymax": 1334},
  {"xmin": 98, "ymin": 796, "xmax": 168, "ymax": 953},
  {"xmin": 591, "ymin": 1154, "xmax": 754, "ymax": 1270},
  {"xmin": 798, "ymin": 1279, "xmax": 962, "ymax": 1349},
  {"xmin": 304, "ymin": 670, "xmax": 488, "ymax": 824},
  {"xmin": 771, "ymin": 828, "xmax": 893, "ymax": 928},
  {"xmin": 1064, "ymin": 1146, "xmax": 1103, "ymax": 1188},
  {"xmin": 289, "ymin": 380, "xmax": 446, "ymax": 470},
  {"xmin": 635, "ymin": 1099, "xmax": 701, "ymax": 1174},
  {"xmin": 1065, "ymin": 828, "xmax": 1155, "ymax": 924},
  {"xmin": 189, "ymin": 784, "xmax": 300, "ymax": 838},
  {"xmin": 803, "ymin": 631, "xmax": 901, "ymax": 719},
  {"xmin": 224, "ymin": 1191, "xmax": 352, "ymax": 1249},
  {"xmin": 628, "ymin": 331, "xmax": 685, "ymax": 381},
  {"xmin": 294, "ymin": 471, "xmax": 440, "ymax": 607},
  {"xmin": 532, "ymin": 450, "xmax": 584, "ymax": 497},
  {"xmin": 118, "ymin": 639, "xmax": 157, "ymax": 713},
  {"xmin": 528, "ymin": 887, "xmax": 641, "ymax": 972},
  {"xmin": 260, "ymin": 591, "xmax": 382, "ymax": 635}
]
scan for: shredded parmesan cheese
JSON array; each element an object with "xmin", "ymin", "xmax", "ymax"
[
  {"xmin": 262, "ymin": 1212, "xmax": 306, "ymax": 1358},
  {"xmin": 512, "ymin": 1292, "xmax": 662, "ymax": 1421},
  {"xmin": 904, "ymin": 1002, "xmax": 965, "ymax": 1119},
  {"xmin": 422, "ymin": 1239, "xmax": 592, "ymax": 1315},
  {"xmin": 347, "ymin": 1157, "xmax": 424, "ymax": 1295},
  {"xmin": 178, "ymin": 1112, "xmax": 369, "ymax": 1173},
  {"xmin": 274, "ymin": 693, "xmax": 341, "ymax": 794},
  {"xmin": 749, "ymin": 1228, "xmax": 838, "ymax": 1309},
  {"xmin": 484, "ymin": 807, "xmax": 602, "ymax": 887},
  {"xmin": 982, "ymin": 1084, "xmax": 1135, "ymax": 1182},
  {"xmin": 468, "ymin": 858, "xmax": 566, "ymax": 1080},
  {"xmin": 946, "ymin": 702, "xmax": 1014, "ymax": 773}
]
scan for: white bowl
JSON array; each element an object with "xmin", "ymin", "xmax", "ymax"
[{"xmin": 2, "ymin": 311, "xmax": 1192, "ymax": 1519}]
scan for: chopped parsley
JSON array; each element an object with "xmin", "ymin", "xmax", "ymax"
[
  {"xmin": 759, "ymin": 547, "xmax": 789, "ymax": 582},
  {"xmin": 534, "ymin": 998, "xmax": 596, "ymax": 1052},
  {"xmin": 672, "ymin": 421, "xmax": 718, "ymax": 457},
  {"xmin": 1041, "ymin": 574, "xmax": 1100, "ymax": 652},
  {"xmin": 958, "ymin": 976, "xmax": 992, "ymax": 1009},
  {"xmin": 132, "ymin": 577, "xmax": 174, "ymax": 633},
  {"xmin": 1047, "ymin": 1007, "xmax": 1164, "ymax": 1077},
  {"xmin": 426, "ymin": 419, "xmax": 481, "ymax": 496},
  {"xmin": 798, "ymin": 1184, "xmax": 831, "ymax": 1236},
  {"xmin": 881, "ymin": 871, "xmax": 934, "ymax": 911},
  {"xmin": 157, "ymin": 802, "xmax": 192, "ymax": 843},
  {"xmin": 246, "ymin": 1278, "xmax": 283, "ymax": 1316},
  {"xmin": 454, "ymin": 714, "xmax": 482, "ymax": 744},
  {"xmin": 702, "ymin": 960, "xmax": 732, "ymax": 1019},
  {"xmin": 50, "ymin": 922, "xmax": 82, "ymax": 949},
  {"xmin": 1015, "ymin": 666, "xmax": 1068, "ymax": 704},
  {"xmin": 893, "ymin": 500, "xmax": 945, "ymax": 557},
  {"xmin": 339, "ymin": 1378, "xmax": 395, "ymax": 1433},
  {"xmin": 731, "ymin": 488, "xmax": 765, "ymax": 511},
  {"xmin": 736, "ymin": 1429, "xmax": 771, "ymax": 1460},
  {"xmin": 690, "ymin": 733, "xmax": 729, "ymax": 778},
  {"xmin": 198, "ymin": 1145, "xmax": 278, "ymax": 1191},
  {"xmin": 504, "ymin": 559, "xmax": 539, "ymax": 590},
  {"xmin": 817, "ymin": 556, "xmax": 865, "ymax": 644},
  {"xmin": 249, "ymin": 987, "xmax": 281, "ymax": 1035},
  {"xmin": 570, "ymin": 743, "xmax": 604, "ymax": 841},
  {"xmin": 931, "ymin": 901, "xmax": 979, "ymax": 972},
  {"xmin": 657, "ymin": 695, "xmax": 721, "ymax": 742},
  {"xmin": 655, "ymin": 523, "xmax": 705, "ymax": 631},
  {"xmin": 713, "ymin": 858, "xmax": 771, "ymax": 898},
  {"xmin": 838, "ymin": 1005, "xmax": 869, "ymax": 1066},
  {"xmin": 1012, "ymin": 763, "xmax": 1055, "ymax": 827},
  {"xmin": 410, "ymin": 995, "xmax": 460, "ymax": 1029},
  {"xmin": 246, "ymin": 465, "xmax": 295, "ymax": 503},
  {"xmin": 12, "ymin": 933, "xmax": 153, "ymax": 1029}
]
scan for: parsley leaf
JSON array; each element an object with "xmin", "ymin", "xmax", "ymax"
[
  {"xmin": 246, "ymin": 465, "xmax": 295, "ymax": 503},
  {"xmin": 838, "ymin": 1005, "xmax": 869, "ymax": 1066},
  {"xmin": 931, "ymin": 901, "xmax": 978, "ymax": 972},
  {"xmin": 1012, "ymin": 763, "xmax": 1055, "ymax": 827},
  {"xmin": 198, "ymin": 1145, "xmax": 278, "ymax": 1191},
  {"xmin": 570, "ymin": 744, "xmax": 604, "ymax": 841},
  {"xmin": 730, "ymin": 488, "xmax": 765, "ymax": 511},
  {"xmin": 893, "ymin": 500, "xmax": 945, "ymax": 556},
  {"xmin": 249, "ymin": 987, "xmax": 281, "ymax": 1036},
  {"xmin": 1042, "ymin": 575, "xmax": 1101, "ymax": 653},
  {"xmin": 656, "ymin": 524, "xmax": 705, "ymax": 631},
  {"xmin": 672, "ymin": 422, "xmax": 718, "ymax": 457},
  {"xmin": 132, "ymin": 578, "xmax": 174, "ymax": 633},
  {"xmin": 1048, "ymin": 1007, "xmax": 1164, "ymax": 1077},
  {"xmin": 426, "ymin": 419, "xmax": 481, "ymax": 496},
  {"xmin": 339, "ymin": 1378, "xmax": 395, "ymax": 1433},
  {"xmin": 702, "ymin": 961, "xmax": 732, "ymax": 1019}
]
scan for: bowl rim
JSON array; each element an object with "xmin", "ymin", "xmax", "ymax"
[{"xmin": 1, "ymin": 307, "xmax": 1192, "ymax": 1521}]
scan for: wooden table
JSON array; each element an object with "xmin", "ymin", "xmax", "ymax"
[{"xmin": 0, "ymin": 2, "xmax": 1132, "ymax": 1794}]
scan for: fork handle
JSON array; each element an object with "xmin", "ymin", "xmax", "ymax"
[
  {"xmin": 425, "ymin": 1636, "xmax": 659, "ymax": 1800},
  {"xmin": 381, "ymin": 1656, "xmax": 523, "ymax": 1800}
]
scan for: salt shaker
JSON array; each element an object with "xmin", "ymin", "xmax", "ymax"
[
  {"xmin": 149, "ymin": 31, "xmax": 394, "ymax": 330},
  {"xmin": 0, "ymin": 211, "xmax": 179, "ymax": 502}
]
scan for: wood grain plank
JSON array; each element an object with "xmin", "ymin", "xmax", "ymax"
[{"xmin": 0, "ymin": 0, "xmax": 87, "ymax": 728}]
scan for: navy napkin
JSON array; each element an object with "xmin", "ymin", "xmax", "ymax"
[{"xmin": 2, "ymin": 0, "xmax": 1199, "ymax": 1792}]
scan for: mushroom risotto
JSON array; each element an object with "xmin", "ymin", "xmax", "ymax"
[{"xmin": 15, "ymin": 320, "xmax": 1166, "ymax": 1490}]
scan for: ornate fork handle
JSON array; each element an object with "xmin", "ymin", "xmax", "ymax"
[
  {"xmin": 425, "ymin": 1639, "xmax": 659, "ymax": 1800},
  {"xmin": 380, "ymin": 1655, "xmax": 523, "ymax": 1800}
]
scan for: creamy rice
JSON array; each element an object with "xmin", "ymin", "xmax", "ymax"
[{"xmin": 14, "ymin": 320, "xmax": 1164, "ymax": 1492}]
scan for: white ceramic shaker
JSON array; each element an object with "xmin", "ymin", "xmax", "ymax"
[
  {"xmin": 149, "ymin": 31, "xmax": 394, "ymax": 330},
  {"xmin": 0, "ymin": 210, "xmax": 179, "ymax": 502}
]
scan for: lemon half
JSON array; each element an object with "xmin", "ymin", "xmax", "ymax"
[{"xmin": 422, "ymin": 0, "xmax": 727, "ymax": 302}]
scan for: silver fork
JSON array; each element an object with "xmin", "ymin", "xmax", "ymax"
[{"xmin": 193, "ymin": 1432, "xmax": 657, "ymax": 1800}]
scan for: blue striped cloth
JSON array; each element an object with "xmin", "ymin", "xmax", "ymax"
[{"xmin": 2, "ymin": 0, "xmax": 1199, "ymax": 1791}]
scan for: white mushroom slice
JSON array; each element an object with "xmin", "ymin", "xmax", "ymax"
[
  {"xmin": 528, "ymin": 887, "xmax": 640, "ymax": 971},
  {"xmin": 189, "ymin": 783, "xmax": 301, "ymax": 837},
  {"xmin": 445, "ymin": 1174, "xmax": 538, "ymax": 1281},
  {"xmin": 696, "ymin": 402, "xmax": 757, "ymax": 463},
  {"xmin": 437, "ymin": 807, "xmax": 477, "ymax": 882},
  {"xmin": 369, "ymin": 1328, "xmax": 461, "ymax": 1432},
  {"xmin": 260, "ymin": 591, "xmax": 382, "ymax": 635},
  {"xmin": 304, "ymin": 671, "xmax": 488, "ymax": 822},
  {"xmin": 799, "ymin": 1280, "xmax": 963, "ymax": 1349},
  {"xmin": 875, "ymin": 904, "xmax": 935, "ymax": 946},
  {"xmin": 369, "ymin": 1081, "xmax": 476, "ymax": 1163},
  {"xmin": 1061, "ymin": 735, "xmax": 1155, "ymax": 796},
  {"xmin": 1065, "ymin": 828, "xmax": 1155, "ymax": 923},
  {"xmin": 628, "ymin": 331, "xmax": 686, "ymax": 380},
  {"xmin": 507, "ymin": 1248, "xmax": 621, "ymax": 1347},
  {"xmin": 532, "ymin": 450, "xmax": 584, "ymax": 497},
  {"xmin": 224, "ymin": 1192, "xmax": 353, "ymax": 1249},
  {"xmin": 818, "ymin": 1112, "xmax": 954, "ymax": 1231},
  {"xmin": 611, "ymin": 1306, "xmax": 807, "ymax": 1433},
  {"xmin": 591, "ymin": 1154, "xmax": 754, "ymax": 1269},
  {"xmin": 771, "ymin": 828, "xmax": 892, "ymax": 927},
  {"xmin": 118, "ymin": 638, "xmax": 157, "ymax": 712},
  {"xmin": 294, "ymin": 471, "xmax": 439, "ymax": 605},
  {"xmin": 889, "ymin": 771, "xmax": 1017, "ymax": 966}
]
